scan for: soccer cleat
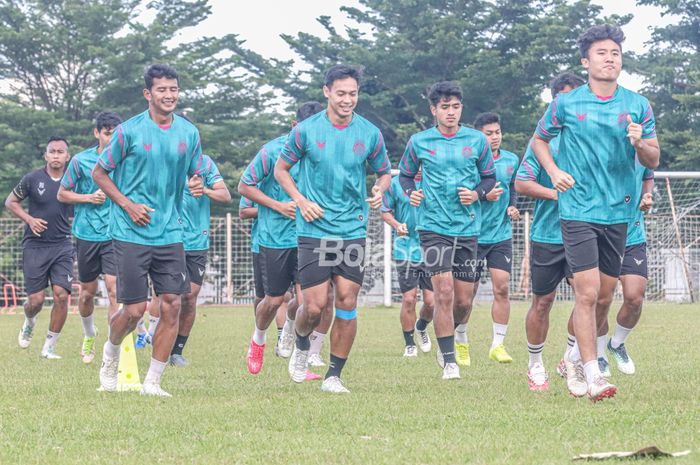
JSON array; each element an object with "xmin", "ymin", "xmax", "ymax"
[
  {"xmin": 415, "ymin": 323, "xmax": 432, "ymax": 353},
  {"xmin": 169, "ymin": 354, "xmax": 189, "ymax": 367},
  {"xmin": 305, "ymin": 370, "xmax": 322, "ymax": 381},
  {"xmin": 276, "ymin": 326, "xmax": 295, "ymax": 358},
  {"xmin": 288, "ymin": 347, "xmax": 309, "ymax": 383},
  {"xmin": 455, "ymin": 342, "xmax": 471, "ymax": 366},
  {"xmin": 321, "ymin": 376, "xmax": 350, "ymax": 394},
  {"xmin": 436, "ymin": 348, "xmax": 445, "ymax": 369},
  {"xmin": 145, "ymin": 332, "xmax": 153, "ymax": 345},
  {"xmin": 140, "ymin": 383, "xmax": 172, "ymax": 398},
  {"xmin": 607, "ymin": 341, "xmax": 636, "ymax": 375},
  {"xmin": 18, "ymin": 324, "xmax": 34, "ymax": 349},
  {"xmin": 442, "ymin": 362, "xmax": 460, "ymax": 380},
  {"xmin": 308, "ymin": 353, "xmax": 326, "ymax": 367},
  {"xmin": 489, "ymin": 344, "xmax": 513, "ymax": 363},
  {"xmin": 81, "ymin": 335, "xmax": 96, "ymax": 364},
  {"xmin": 527, "ymin": 363, "xmax": 549, "ymax": 391},
  {"xmin": 564, "ymin": 357, "xmax": 588, "ymax": 397},
  {"xmin": 246, "ymin": 339, "xmax": 265, "ymax": 375},
  {"xmin": 588, "ymin": 375, "xmax": 617, "ymax": 403},
  {"xmin": 134, "ymin": 332, "xmax": 147, "ymax": 349},
  {"xmin": 99, "ymin": 345, "xmax": 119, "ymax": 392},
  {"xmin": 403, "ymin": 345, "xmax": 418, "ymax": 357},
  {"xmin": 41, "ymin": 346, "xmax": 62, "ymax": 360},
  {"xmin": 598, "ymin": 357, "xmax": 611, "ymax": 378},
  {"xmin": 556, "ymin": 357, "xmax": 567, "ymax": 378}
]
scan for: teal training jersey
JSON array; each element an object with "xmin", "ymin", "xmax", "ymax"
[
  {"xmin": 399, "ymin": 126, "xmax": 495, "ymax": 237},
  {"xmin": 60, "ymin": 147, "xmax": 111, "ymax": 242},
  {"xmin": 516, "ymin": 137, "xmax": 563, "ymax": 245},
  {"xmin": 97, "ymin": 111, "xmax": 203, "ymax": 246},
  {"xmin": 280, "ymin": 111, "xmax": 390, "ymax": 240},
  {"xmin": 479, "ymin": 149, "xmax": 520, "ymax": 244},
  {"xmin": 626, "ymin": 159, "xmax": 654, "ymax": 246},
  {"xmin": 241, "ymin": 135, "xmax": 299, "ymax": 249},
  {"xmin": 239, "ymin": 196, "xmax": 259, "ymax": 253},
  {"xmin": 182, "ymin": 155, "xmax": 223, "ymax": 251},
  {"xmin": 381, "ymin": 176, "xmax": 422, "ymax": 263},
  {"xmin": 535, "ymin": 84, "xmax": 656, "ymax": 225}
]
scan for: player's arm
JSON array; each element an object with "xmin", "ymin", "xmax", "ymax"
[
  {"xmin": 514, "ymin": 179, "xmax": 557, "ymax": 201},
  {"xmin": 506, "ymin": 165, "xmax": 520, "ymax": 221},
  {"xmin": 365, "ymin": 132, "xmax": 391, "ymax": 209},
  {"xmin": 459, "ymin": 138, "xmax": 496, "ymax": 205},
  {"xmin": 57, "ymin": 186, "xmax": 105, "ymax": 205},
  {"xmin": 639, "ymin": 172, "xmax": 654, "ymax": 212},
  {"xmin": 275, "ymin": 128, "xmax": 323, "ymax": 222},
  {"xmin": 380, "ymin": 187, "xmax": 407, "ymax": 235},
  {"xmin": 239, "ymin": 150, "xmax": 296, "ymax": 219},
  {"xmin": 239, "ymin": 206, "xmax": 258, "ymax": 220},
  {"xmin": 398, "ymin": 138, "xmax": 424, "ymax": 207},
  {"xmin": 627, "ymin": 106, "xmax": 660, "ymax": 169},
  {"xmin": 368, "ymin": 173, "xmax": 391, "ymax": 209},
  {"xmin": 532, "ymin": 98, "xmax": 574, "ymax": 192},
  {"xmin": 5, "ymin": 178, "xmax": 47, "ymax": 236},
  {"xmin": 205, "ymin": 180, "xmax": 231, "ymax": 203}
]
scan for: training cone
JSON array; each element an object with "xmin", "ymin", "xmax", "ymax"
[{"xmin": 116, "ymin": 332, "xmax": 142, "ymax": 392}]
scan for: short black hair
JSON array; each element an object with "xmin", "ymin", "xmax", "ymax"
[
  {"xmin": 550, "ymin": 72, "xmax": 586, "ymax": 98},
  {"xmin": 144, "ymin": 64, "xmax": 179, "ymax": 90},
  {"xmin": 323, "ymin": 64, "xmax": 362, "ymax": 89},
  {"xmin": 296, "ymin": 101, "xmax": 324, "ymax": 122},
  {"xmin": 577, "ymin": 24, "xmax": 625, "ymax": 59},
  {"xmin": 95, "ymin": 111, "xmax": 122, "ymax": 132},
  {"xmin": 47, "ymin": 136, "xmax": 68, "ymax": 146},
  {"xmin": 426, "ymin": 81, "xmax": 463, "ymax": 106},
  {"xmin": 474, "ymin": 112, "xmax": 500, "ymax": 130}
]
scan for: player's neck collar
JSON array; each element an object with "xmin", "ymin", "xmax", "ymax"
[
  {"xmin": 434, "ymin": 125, "xmax": 461, "ymax": 138},
  {"xmin": 587, "ymin": 82, "xmax": 619, "ymax": 100},
  {"xmin": 325, "ymin": 110, "xmax": 353, "ymax": 129}
]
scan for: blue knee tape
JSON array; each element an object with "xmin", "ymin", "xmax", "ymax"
[{"xmin": 335, "ymin": 308, "xmax": 357, "ymax": 320}]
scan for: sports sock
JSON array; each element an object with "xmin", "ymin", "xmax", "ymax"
[
  {"xmin": 610, "ymin": 324, "xmax": 632, "ymax": 349},
  {"xmin": 295, "ymin": 331, "xmax": 310, "ymax": 351},
  {"xmin": 148, "ymin": 316, "xmax": 160, "ymax": 337},
  {"xmin": 569, "ymin": 342, "xmax": 581, "ymax": 362},
  {"xmin": 415, "ymin": 318, "xmax": 429, "ymax": 332},
  {"xmin": 403, "ymin": 330, "xmax": 415, "ymax": 347},
  {"xmin": 42, "ymin": 331, "xmax": 60, "ymax": 353},
  {"xmin": 81, "ymin": 314, "xmax": 96, "ymax": 337},
  {"xmin": 583, "ymin": 359, "xmax": 601, "ymax": 385},
  {"xmin": 144, "ymin": 357, "xmax": 167, "ymax": 385},
  {"xmin": 527, "ymin": 342, "xmax": 545, "ymax": 368},
  {"xmin": 491, "ymin": 323, "xmax": 508, "ymax": 349},
  {"xmin": 325, "ymin": 354, "xmax": 347, "ymax": 379},
  {"xmin": 24, "ymin": 315, "xmax": 37, "ymax": 329},
  {"xmin": 136, "ymin": 317, "xmax": 146, "ymax": 334},
  {"xmin": 309, "ymin": 330, "xmax": 325, "ymax": 356},
  {"xmin": 596, "ymin": 335, "xmax": 608, "ymax": 360},
  {"xmin": 104, "ymin": 340, "xmax": 120, "ymax": 358},
  {"xmin": 252, "ymin": 324, "xmax": 266, "ymax": 345},
  {"xmin": 454, "ymin": 323, "xmax": 468, "ymax": 344},
  {"xmin": 437, "ymin": 335, "xmax": 456, "ymax": 364},
  {"xmin": 276, "ymin": 327, "xmax": 283, "ymax": 341},
  {"xmin": 171, "ymin": 334, "xmax": 188, "ymax": 355}
]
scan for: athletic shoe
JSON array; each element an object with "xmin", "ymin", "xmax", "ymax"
[
  {"xmin": 527, "ymin": 363, "xmax": 549, "ymax": 391},
  {"xmin": 41, "ymin": 346, "xmax": 62, "ymax": 360},
  {"xmin": 308, "ymin": 353, "xmax": 326, "ymax": 367},
  {"xmin": 607, "ymin": 341, "xmax": 636, "ymax": 375},
  {"xmin": 564, "ymin": 357, "xmax": 588, "ymax": 397},
  {"xmin": 169, "ymin": 354, "xmax": 189, "ymax": 367},
  {"xmin": 305, "ymin": 370, "xmax": 322, "ymax": 381},
  {"xmin": 18, "ymin": 324, "xmax": 33, "ymax": 349},
  {"xmin": 556, "ymin": 358, "xmax": 567, "ymax": 378},
  {"xmin": 455, "ymin": 342, "xmax": 471, "ymax": 366},
  {"xmin": 436, "ymin": 348, "xmax": 445, "ymax": 369},
  {"xmin": 415, "ymin": 323, "xmax": 432, "ymax": 352},
  {"xmin": 134, "ymin": 332, "xmax": 147, "ymax": 349},
  {"xmin": 276, "ymin": 326, "xmax": 295, "ymax": 358},
  {"xmin": 81, "ymin": 335, "xmax": 96, "ymax": 364},
  {"xmin": 598, "ymin": 357, "xmax": 611, "ymax": 378},
  {"xmin": 140, "ymin": 383, "xmax": 172, "ymax": 398},
  {"xmin": 145, "ymin": 332, "xmax": 153, "ymax": 345},
  {"xmin": 489, "ymin": 344, "xmax": 513, "ymax": 363},
  {"xmin": 321, "ymin": 376, "xmax": 350, "ymax": 394},
  {"xmin": 587, "ymin": 375, "xmax": 617, "ymax": 403},
  {"xmin": 246, "ymin": 339, "xmax": 265, "ymax": 375},
  {"xmin": 288, "ymin": 347, "xmax": 309, "ymax": 383},
  {"xmin": 442, "ymin": 362, "xmax": 460, "ymax": 380},
  {"xmin": 99, "ymin": 344, "xmax": 119, "ymax": 392},
  {"xmin": 403, "ymin": 345, "xmax": 418, "ymax": 357}
]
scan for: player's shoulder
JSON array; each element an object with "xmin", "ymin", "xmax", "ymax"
[
  {"xmin": 173, "ymin": 113, "xmax": 200, "ymax": 136},
  {"xmin": 618, "ymin": 85, "xmax": 651, "ymax": 105},
  {"xmin": 265, "ymin": 134, "xmax": 288, "ymax": 151},
  {"xmin": 352, "ymin": 112, "xmax": 381, "ymax": 134},
  {"xmin": 73, "ymin": 146, "xmax": 98, "ymax": 161},
  {"xmin": 500, "ymin": 149, "xmax": 520, "ymax": 164},
  {"xmin": 119, "ymin": 110, "xmax": 149, "ymax": 132},
  {"xmin": 25, "ymin": 167, "xmax": 46, "ymax": 181},
  {"xmin": 458, "ymin": 125, "xmax": 488, "ymax": 144},
  {"xmin": 295, "ymin": 111, "xmax": 325, "ymax": 133}
]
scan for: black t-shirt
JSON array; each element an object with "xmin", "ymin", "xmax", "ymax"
[{"xmin": 12, "ymin": 168, "xmax": 73, "ymax": 248}]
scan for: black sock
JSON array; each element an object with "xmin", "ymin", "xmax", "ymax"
[
  {"xmin": 403, "ymin": 330, "xmax": 415, "ymax": 347},
  {"xmin": 295, "ymin": 331, "xmax": 310, "ymax": 351},
  {"xmin": 416, "ymin": 318, "xmax": 429, "ymax": 331},
  {"xmin": 325, "ymin": 354, "xmax": 347, "ymax": 379},
  {"xmin": 437, "ymin": 335, "xmax": 456, "ymax": 364},
  {"xmin": 171, "ymin": 334, "xmax": 188, "ymax": 355}
]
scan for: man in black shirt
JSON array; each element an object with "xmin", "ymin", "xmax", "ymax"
[{"xmin": 5, "ymin": 136, "xmax": 74, "ymax": 359}]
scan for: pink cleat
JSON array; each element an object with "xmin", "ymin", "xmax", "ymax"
[
  {"xmin": 246, "ymin": 339, "xmax": 265, "ymax": 375},
  {"xmin": 305, "ymin": 370, "xmax": 322, "ymax": 381},
  {"xmin": 527, "ymin": 363, "xmax": 549, "ymax": 391}
]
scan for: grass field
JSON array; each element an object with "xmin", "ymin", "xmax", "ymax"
[{"xmin": 0, "ymin": 302, "xmax": 698, "ymax": 465}]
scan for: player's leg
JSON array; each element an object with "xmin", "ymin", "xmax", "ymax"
[
  {"xmin": 18, "ymin": 290, "xmax": 44, "ymax": 349},
  {"xmin": 525, "ymin": 290, "xmax": 555, "ymax": 391},
  {"xmin": 452, "ymin": 278, "xmax": 475, "ymax": 369},
  {"xmin": 594, "ymin": 273, "xmax": 617, "ymax": 378},
  {"xmin": 104, "ymin": 274, "xmax": 118, "ymax": 321},
  {"xmin": 75, "ymin": 239, "xmax": 103, "ymax": 363},
  {"xmin": 396, "ymin": 260, "xmax": 419, "ymax": 357},
  {"xmin": 415, "ymin": 269, "xmax": 434, "ymax": 353},
  {"xmin": 308, "ymin": 285, "xmax": 334, "ymax": 367},
  {"xmin": 487, "ymin": 240, "xmax": 513, "ymax": 363},
  {"xmin": 99, "ymin": 240, "xmax": 119, "ymax": 322},
  {"xmin": 275, "ymin": 292, "xmax": 291, "ymax": 348},
  {"xmin": 18, "ymin": 246, "xmax": 52, "ymax": 349},
  {"xmin": 146, "ymin": 291, "xmax": 160, "ymax": 343},
  {"xmin": 41, "ymin": 244, "xmax": 73, "ymax": 359},
  {"xmin": 170, "ymin": 251, "xmax": 207, "ymax": 367}
]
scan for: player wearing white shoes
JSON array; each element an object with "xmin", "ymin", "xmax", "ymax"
[{"xmin": 7, "ymin": 137, "xmax": 73, "ymax": 359}]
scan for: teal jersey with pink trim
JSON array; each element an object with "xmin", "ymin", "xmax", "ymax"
[
  {"xmin": 238, "ymin": 196, "xmax": 259, "ymax": 253},
  {"xmin": 479, "ymin": 149, "xmax": 520, "ymax": 244},
  {"xmin": 382, "ymin": 176, "xmax": 422, "ymax": 263},
  {"xmin": 182, "ymin": 155, "xmax": 223, "ymax": 251},
  {"xmin": 626, "ymin": 160, "xmax": 654, "ymax": 246}
]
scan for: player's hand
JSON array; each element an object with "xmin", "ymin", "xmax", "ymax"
[
  {"xmin": 277, "ymin": 200, "xmax": 297, "ymax": 220},
  {"xmin": 188, "ymin": 175, "xmax": 204, "ymax": 198},
  {"xmin": 409, "ymin": 189, "xmax": 424, "ymax": 207},
  {"xmin": 396, "ymin": 223, "xmax": 408, "ymax": 236},
  {"xmin": 457, "ymin": 187, "xmax": 478, "ymax": 205},
  {"xmin": 639, "ymin": 192, "xmax": 653, "ymax": 212},
  {"xmin": 485, "ymin": 182, "xmax": 503, "ymax": 201},
  {"xmin": 507, "ymin": 206, "xmax": 520, "ymax": 221},
  {"xmin": 28, "ymin": 217, "xmax": 48, "ymax": 236},
  {"xmin": 550, "ymin": 167, "xmax": 575, "ymax": 192},
  {"xmin": 297, "ymin": 197, "xmax": 324, "ymax": 222},
  {"xmin": 627, "ymin": 115, "xmax": 643, "ymax": 147},
  {"xmin": 366, "ymin": 185, "xmax": 382, "ymax": 209},
  {"xmin": 88, "ymin": 189, "xmax": 106, "ymax": 205},
  {"xmin": 124, "ymin": 202, "xmax": 154, "ymax": 226}
]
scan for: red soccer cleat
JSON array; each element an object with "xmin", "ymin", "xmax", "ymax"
[{"xmin": 246, "ymin": 339, "xmax": 265, "ymax": 375}]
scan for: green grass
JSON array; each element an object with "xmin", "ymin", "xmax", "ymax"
[{"xmin": 0, "ymin": 302, "xmax": 698, "ymax": 465}]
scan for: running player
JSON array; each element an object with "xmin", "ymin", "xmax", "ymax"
[
  {"xmin": 93, "ymin": 64, "xmax": 204, "ymax": 397},
  {"xmin": 275, "ymin": 65, "xmax": 392, "ymax": 393},
  {"xmin": 239, "ymin": 196, "xmax": 263, "ymax": 311},
  {"xmin": 381, "ymin": 169, "xmax": 435, "ymax": 356},
  {"xmin": 531, "ymin": 25, "xmax": 660, "ymax": 401},
  {"xmin": 515, "ymin": 72, "xmax": 585, "ymax": 392},
  {"xmin": 57, "ymin": 112, "xmax": 122, "ymax": 363},
  {"xmin": 399, "ymin": 81, "xmax": 496, "ymax": 380},
  {"xmin": 8, "ymin": 137, "xmax": 73, "ymax": 359}
]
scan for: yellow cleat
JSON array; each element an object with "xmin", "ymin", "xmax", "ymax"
[
  {"xmin": 489, "ymin": 344, "xmax": 513, "ymax": 363},
  {"xmin": 455, "ymin": 342, "xmax": 471, "ymax": 367}
]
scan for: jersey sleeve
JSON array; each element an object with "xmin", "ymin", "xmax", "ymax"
[
  {"xmin": 477, "ymin": 135, "xmax": 496, "ymax": 177},
  {"xmin": 61, "ymin": 157, "xmax": 82, "ymax": 190},
  {"xmin": 97, "ymin": 124, "xmax": 129, "ymax": 172},
  {"xmin": 187, "ymin": 132, "xmax": 204, "ymax": 176},
  {"xmin": 399, "ymin": 137, "xmax": 420, "ymax": 177},
  {"xmin": 381, "ymin": 181, "xmax": 396, "ymax": 213},
  {"xmin": 203, "ymin": 157, "xmax": 223, "ymax": 188},
  {"xmin": 643, "ymin": 168, "xmax": 654, "ymax": 181},
  {"xmin": 516, "ymin": 146, "xmax": 542, "ymax": 182},
  {"xmin": 12, "ymin": 173, "xmax": 31, "ymax": 200},
  {"xmin": 240, "ymin": 148, "xmax": 269, "ymax": 187},
  {"xmin": 280, "ymin": 126, "xmax": 306, "ymax": 165},
  {"xmin": 535, "ymin": 96, "xmax": 565, "ymax": 141},
  {"xmin": 239, "ymin": 196, "xmax": 254, "ymax": 209},
  {"xmin": 367, "ymin": 131, "xmax": 391, "ymax": 175},
  {"xmin": 641, "ymin": 101, "xmax": 657, "ymax": 139}
]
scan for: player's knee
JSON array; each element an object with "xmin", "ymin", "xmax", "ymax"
[
  {"xmin": 492, "ymin": 281, "xmax": 509, "ymax": 300},
  {"xmin": 576, "ymin": 287, "xmax": 598, "ymax": 307},
  {"xmin": 624, "ymin": 293, "xmax": 644, "ymax": 314},
  {"xmin": 402, "ymin": 292, "xmax": 417, "ymax": 309},
  {"xmin": 79, "ymin": 290, "xmax": 95, "ymax": 306},
  {"xmin": 433, "ymin": 279, "xmax": 453, "ymax": 300},
  {"xmin": 534, "ymin": 294, "xmax": 555, "ymax": 314},
  {"xmin": 334, "ymin": 295, "xmax": 357, "ymax": 312},
  {"xmin": 53, "ymin": 288, "xmax": 69, "ymax": 306},
  {"xmin": 596, "ymin": 292, "xmax": 613, "ymax": 309}
]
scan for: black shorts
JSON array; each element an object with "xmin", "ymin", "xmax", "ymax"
[
  {"xmin": 531, "ymin": 241, "xmax": 572, "ymax": 296},
  {"xmin": 418, "ymin": 231, "xmax": 478, "ymax": 282},
  {"xmin": 185, "ymin": 250, "xmax": 208, "ymax": 286},
  {"xmin": 474, "ymin": 239, "xmax": 513, "ymax": 280},
  {"xmin": 620, "ymin": 243, "xmax": 648, "ymax": 279},
  {"xmin": 561, "ymin": 220, "xmax": 627, "ymax": 278},
  {"xmin": 252, "ymin": 252, "xmax": 265, "ymax": 299},
  {"xmin": 395, "ymin": 260, "xmax": 433, "ymax": 293},
  {"xmin": 22, "ymin": 242, "xmax": 74, "ymax": 295},
  {"xmin": 297, "ymin": 237, "xmax": 365, "ymax": 290},
  {"xmin": 113, "ymin": 240, "xmax": 189, "ymax": 304},
  {"xmin": 76, "ymin": 238, "xmax": 116, "ymax": 282},
  {"xmin": 260, "ymin": 246, "xmax": 298, "ymax": 297}
]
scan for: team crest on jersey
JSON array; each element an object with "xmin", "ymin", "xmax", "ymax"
[
  {"xmin": 462, "ymin": 146, "xmax": 473, "ymax": 158},
  {"xmin": 624, "ymin": 195, "xmax": 631, "ymax": 203},
  {"xmin": 617, "ymin": 112, "xmax": 630, "ymax": 128},
  {"xmin": 37, "ymin": 181, "xmax": 45, "ymax": 196},
  {"xmin": 358, "ymin": 214, "xmax": 364, "ymax": 221},
  {"xmin": 203, "ymin": 230, "xmax": 208, "ymax": 236},
  {"xmin": 316, "ymin": 141, "xmax": 326, "ymax": 149},
  {"xmin": 352, "ymin": 141, "xmax": 365, "ymax": 157},
  {"xmin": 634, "ymin": 221, "xmax": 640, "ymax": 227},
  {"xmin": 506, "ymin": 166, "xmax": 514, "ymax": 176},
  {"xmin": 177, "ymin": 141, "xmax": 188, "ymax": 157}
]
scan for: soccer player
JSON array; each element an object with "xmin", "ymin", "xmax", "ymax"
[
  {"xmin": 456, "ymin": 112, "xmax": 520, "ymax": 365},
  {"xmin": 515, "ymin": 72, "xmax": 585, "ymax": 391},
  {"xmin": 531, "ymin": 25, "xmax": 660, "ymax": 401},
  {"xmin": 238, "ymin": 101, "xmax": 324, "ymax": 375},
  {"xmin": 170, "ymin": 154, "xmax": 231, "ymax": 366},
  {"xmin": 399, "ymin": 81, "xmax": 496, "ymax": 380},
  {"xmin": 57, "ymin": 112, "xmax": 122, "ymax": 363},
  {"xmin": 275, "ymin": 64, "xmax": 392, "ymax": 393},
  {"xmin": 7, "ymin": 137, "xmax": 73, "ymax": 359},
  {"xmin": 381, "ymin": 169, "xmax": 435, "ymax": 356},
  {"xmin": 93, "ymin": 64, "xmax": 204, "ymax": 397},
  {"xmin": 239, "ymin": 196, "xmax": 263, "ymax": 310}
]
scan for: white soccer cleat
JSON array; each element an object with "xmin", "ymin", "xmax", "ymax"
[
  {"xmin": 607, "ymin": 341, "xmax": 636, "ymax": 375},
  {"xmin": 308, "ymin": 353, "xmax": 326, "ymax": 367},
  {"xmin": 436, "ymin": 348, "xmax": 445, "ymax": 369},
  {"xmin": 415, "ymin": 324, "xmax": 432, "ymax": 353},
  {"xmin": 403, "ymin": 345, "xmax": 418, "ymax": 357},
  {"xmin": 276, "ymin": 326, "xmax": 295, "ymax": 358},
  {"xmin": 442, "ymin": 362, "xmax": 460, "ymax": 380},
  {"xmin": 99, "ymin": 343, "xmax": 120, "ymax": 392},
  {"xmin": 320, "ymin": 376, "xmax": 350, "ymax": 394},
  {"xmin": 18, "ymin": 324, "xmax": 34, "ymax": 349},
  {"xmin": 587, "ymin": 375, "xmax": 617, "ymax": 403},
  {"xmin": 527, "ymin": 363, "xmax": 549, "ymax": 391},
  {"xmin": 564, "ymin": 356, "xmax": 588, "ymax": 397},
  {"xmin": 556, "ymin": 357, "xmax": 567, "ymax": 378},
  {"xmin": 288, "ymin": 347, "xmax": 309, "ymax": 384},
  {"xmin": 41, "ymin": 347, "xmax": 62, "ymax": 360},
  {"xmin": 140, "ymin": 383, "xmax": 172, "ymax": 398}
]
